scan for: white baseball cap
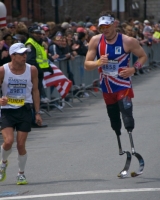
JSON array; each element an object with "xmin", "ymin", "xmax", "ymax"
[
  {"xmin": 9, "ymin": 43, "xmax": 30, "ymax": 55},
  {"xmin": 144, "ymin": 19, "xmax": 150, "ymax": 24},
  {"xmin": 98, "ymin": 16, "xmax": 115, "ymax": 27}
]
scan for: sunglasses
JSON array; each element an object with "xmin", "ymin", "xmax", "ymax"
[
  {"xmin": 99, "ymin": 24, "xmax": 112, "ymax": 32},
  {"xmin": 13, "ymin": 52, "xmax": 27, "ymax": 56}
]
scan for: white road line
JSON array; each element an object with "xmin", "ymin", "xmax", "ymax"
[{"xmin": 0, "ymin": 188, "xmax": 160, "ymax": 199}]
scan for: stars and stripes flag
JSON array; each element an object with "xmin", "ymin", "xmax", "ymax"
[{"xmin": 43, "ymin": 63, "xmax": 72, "ymax": 99}]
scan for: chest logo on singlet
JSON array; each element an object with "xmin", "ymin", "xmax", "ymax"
[{"xmin": 115, "ymin": 46, "xmax": 121, "ymax": 54}]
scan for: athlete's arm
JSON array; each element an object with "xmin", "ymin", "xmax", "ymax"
[
  {"xmin": 119, "ymin": 35, "xmax": 147, "ymax": 79},
  {"xmin": 84, "ymin": 35, "xmax": 109, "ymax": 70},
  {"xmin": 126, "ymin": 36, "xmax": 147, "ymax": 66},
  {"xmin": 31, "ymin": 65, "xmax": 42, "ymax": 125}
]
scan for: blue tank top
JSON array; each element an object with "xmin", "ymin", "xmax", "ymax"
[{"xmin": 97, "ymin": 33, "xmax": 132, "ymax": 93}]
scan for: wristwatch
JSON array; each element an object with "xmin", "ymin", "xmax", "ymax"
[{"xmin": 35, "ymin": 111, "xmax": 41, "ymax": 115}]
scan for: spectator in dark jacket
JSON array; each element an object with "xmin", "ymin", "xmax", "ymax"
[
  {"xmin": 72, "ymin": 32, "xmax": 88, "ymax": 56},
  {"xmin": 0, "ymin": 34, "xmax": 12, "ymax": 66}
]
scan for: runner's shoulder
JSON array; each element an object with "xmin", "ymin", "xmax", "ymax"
[
  {"xmin": 122, "ymin": 34, "xmax": 138, "ymax": 45},
  {"xmin": 89, "ymin": 34, "xmax": 102, "ymax": 47},
  {"xmin": 30, "ymin": 65, "xmax": 38, "ymax": 73}
]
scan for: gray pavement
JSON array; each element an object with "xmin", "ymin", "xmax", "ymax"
[{"xmin": 0, "ymin": 67, "xmax": 160, "ymax": 200}]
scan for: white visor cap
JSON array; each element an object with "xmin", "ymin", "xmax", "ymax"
[
  {"xmin": 98, "ymin": 16, "xmax": 115, "ymax": 27},
  {"xmin": 9, "ymin": 43, "xmax": 31, "ymax": 55}
]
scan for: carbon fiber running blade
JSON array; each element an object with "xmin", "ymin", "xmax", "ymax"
[
  {"xmin": 130, "ymin": 152, "xmax": 145, "ymax": 177},
  {"xmin": 117, "ymin": 151, "xmax": 132, "ymax": 178}
]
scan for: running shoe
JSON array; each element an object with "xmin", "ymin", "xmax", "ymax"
[
  {"xmin": 0, "ymin": 161, "xmax": 8, "ymax": 182},
  {"xmin": 17, "ymin": 174, "xmax": 28, "ymax": 185}
]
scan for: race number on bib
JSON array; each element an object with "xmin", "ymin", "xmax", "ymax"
[
  {"xmin": 6, "ymin": 78, "xmax": 27, "ymax": 106},
  {"xmin": 102, "ymin": 60, "xmax": 119, "ymax": 77},
  {"xmin": 7, "ymin": 97, "xmax": 25, "ymax": 106}
]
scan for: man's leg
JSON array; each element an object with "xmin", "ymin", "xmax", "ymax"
[
  {"xmin": 16, "ymin": 131, "xmax": 28, "ymax": 185},
  {"xmin": 0, "ymin": 127, "xmax": 14, "ymax": 181},
  {"xmin": 118, "ymin": 97, "xmax": 135, "ymax": 132},
  {"xmin": 106, "ymin": 102, "xmax": 122, "ymax": 135}
]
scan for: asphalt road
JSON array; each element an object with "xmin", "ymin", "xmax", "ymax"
[{"xmin": 0, "ymin": 67, "xmax": 160, "ymax": 200}]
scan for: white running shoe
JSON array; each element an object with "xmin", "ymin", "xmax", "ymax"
[
  {"xmin": 17, "ymin": 174, "xmax": 28, "ymax": 185},
  {"xmin": 0, "ymin": 161, "xmax": 8, "ymax": 182}
]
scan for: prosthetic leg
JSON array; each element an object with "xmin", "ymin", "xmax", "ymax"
[
  {"xmin": 107, "ymin": 99, "xmax": 144, "ymax": 178},
  {"xmin": 118, "ymin": 98, "xmax": 145, "ymax": 177},
  {"xmin": 107, "ymin": 103, "xmax": 131, "ymax": 178}
]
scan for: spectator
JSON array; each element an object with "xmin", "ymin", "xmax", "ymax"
[
  {"xmin": 46, "ymin": 21, "xmax": 56, "ymax": 39},
  {"xmin": 61, "ymin": 22, "xmax": 71, "ymax": 35},
  {"xmin": 70, "ymin": 22, "xmax": 77, "ymax": 33},
  {"xmin": 0, "ymin": 33, "xmax": 12, "ymax": 66},
  {"xmin": 25, "ymin": 24, "xmax": 52, "ymax": 128},
  {"xmin": 12, "ymin": 34, "xmax": 27, "ymax": 44},
  {"xmin": 7, "ymin": 23, "xmax": 16, "ymax": 36},
  {"xmin": 15, "ymin": 22, "xmax": 28, "ymax": 39},
  {"xmin": 73, "ymin": 32, "xmax": 88, "ymax": 56},
  {"xmin": 41, "ymin": 25, "xmax": 51, "ymax": 45}
]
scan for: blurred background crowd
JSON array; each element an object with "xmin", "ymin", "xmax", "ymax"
[
  {"xmin": 1, "ymin": 11, "xmax": 160, "ymax": 125},
  {"xmin": 1, "ymin": 15, "xmax": 160, "ymax": 67}
]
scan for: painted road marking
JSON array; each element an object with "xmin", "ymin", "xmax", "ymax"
[{"xmin": 0, "ymin": 188, "xmax": 160, "ymax": 199}]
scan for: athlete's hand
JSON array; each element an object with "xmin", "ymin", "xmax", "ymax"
[
  {"xmin": 119, "ymin": 67, "xmax": 135, "ymax": 79},
  {"xmin": 97, "ymin": 54, "xmax": 109, "ymax": 66},
  {"xmin": 0, "ymin": 96, "xmax": 8, "ymax": 106},
  {"xmin": 35, "ymin": 114, "xmax": 42, "ymax": 126}
]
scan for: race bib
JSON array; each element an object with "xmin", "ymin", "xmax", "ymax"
[
  {"xmin": 102, "ymin": 60, "xmax": 119, "ymax": 77},
  {"xmin": 6, "ymin": 78, "xmax": 27, "ymax": 106},
  {"xmin": 7, "ymin": 96, "xmax": 25, "ymax": 106}
]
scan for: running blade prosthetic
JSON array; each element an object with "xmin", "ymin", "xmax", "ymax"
[
  {"xmin": 117, "ymin": 150, "xmax": 132, "ymax": 178},
  {"xmin": 116, "ymin": 135, "xmax": 132, "ymax": 178},
  {"xmin": 130, "ymin": 152, "xmax": 145, "ymax": 177},
  {"xmin": 128, "ymin": 131, "xmax": 145, "ymax": 177}
]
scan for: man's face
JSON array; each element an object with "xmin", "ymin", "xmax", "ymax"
[
  {"xmin": 99, "ymin": 22, "xmax": 116, "ymax": 39},
  {"xmin": 32, "ymin": 32, "xmax": 42, "ymax": 41},
  {"xmin": 12, "ymin": 51, "xmax": 27, "ymax": 65},
  {"xmin": 8, "ymin": 26, "xmax": 16, "ymax": 34}
]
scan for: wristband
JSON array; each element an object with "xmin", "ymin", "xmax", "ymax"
[
  {"xmin": 134, "ymin": 61, "xmax": 142, "ymax": 69},
  {"xmin": 35, "ymin": 111, "xmax": 41, "ymax": 115},
  {"xmin": 96, "ymin": 59, "xmax": 101, "ymax": 66}
]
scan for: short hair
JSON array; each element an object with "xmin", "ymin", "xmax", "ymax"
[
  {"xmin": 3, "ymin": 33, "xmax": 12, "ymax": 40},
  {"xmin": 99, "ymin": 10, "xmax": 115, "ymax": 19}
]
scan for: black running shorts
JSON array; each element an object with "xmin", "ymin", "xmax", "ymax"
[{"xmin": 1, "ymin": 105, "xmax": 32, "ymax": 132}]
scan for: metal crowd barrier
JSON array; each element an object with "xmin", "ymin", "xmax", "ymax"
[{"xmin": 43, "ymin": 43, "xmax": 160, "ymax": 113}]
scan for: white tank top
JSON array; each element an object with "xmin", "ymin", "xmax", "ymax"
[{"xmin": 1, "ymin": 63, "xmax": 33, "ymax": 109}]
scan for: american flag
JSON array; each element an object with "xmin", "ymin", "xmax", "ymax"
[{"xmin": 43, "ymin": 63, "xmax": 72, "ymax": 99}]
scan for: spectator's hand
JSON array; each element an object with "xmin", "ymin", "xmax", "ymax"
[
  {"xmin": 35, "ymin": 114, "xmax": 42, "ymax": 126},
  {"xmin": 52, "ymin": 54, "xmax": 59, "ymax": 60},
  {"xmin": 71, "ymin": 55, "xmax": 75, "ymax": 60},
  {"xmin": 72, "ymin": 51, "xmax": 78, "ymax": 56},
  {"xmin": 1, "ymin": 51, "xmax": 9, "ymax": 59},
  {"xmin": 0, "ymin": 96, "xmax": 8, "ymax": 106},
  {"xmin": 119, "ymin": 67, "xmax": 135, "ymax": 79},
  {"xmin": 72, "ymin": 44, "xmax": 80, "ymax": 50},
  {"xmin": 65, "ymin": 53, "xmax": 71, "ymax": 59},
  {"xmin": 139, "ymin": 41, "xmax": 145, "ymax": 45}
]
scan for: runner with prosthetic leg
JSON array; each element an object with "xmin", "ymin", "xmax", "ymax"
[{"xmin": 84, "ymin": 10, "xmax": 147, "ymax": 178}]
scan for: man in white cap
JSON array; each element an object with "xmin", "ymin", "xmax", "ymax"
[
  {"xmin": 84, "ymin": 10, "xmax": 147, "ymax": 177},
  {"xmin": 0, "ymin": 43, "xmax": 42, "ymax": 185}
]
